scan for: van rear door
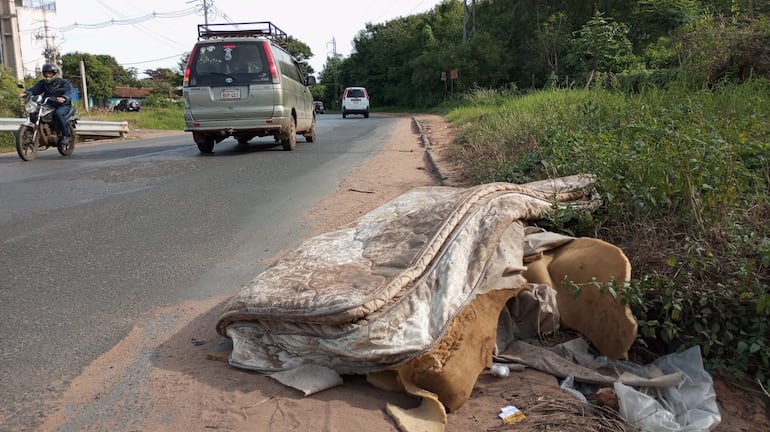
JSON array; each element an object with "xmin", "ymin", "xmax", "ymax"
[{"xmin": 185, "ymin": 41, "xmax": 275, "ymax": 122}]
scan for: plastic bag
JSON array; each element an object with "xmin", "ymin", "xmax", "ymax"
[{"xmin": 614, "ymin": 346, "xmax": 721, "ymax": 431}]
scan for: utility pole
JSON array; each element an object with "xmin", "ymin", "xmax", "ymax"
[
  {"xmin": 326, "ymin": 37, "xmax": 338, "ymax": 108},
  {"xmin": 463, "ymin": 0, "xmax": 476, "ymax": 43},
  {"xmin": 36, "ymin": 5, "xmax": 58, "ymax": 64},
  {"xmin": 80, "ymin": 58, "xmax": 89, "ymax": 112},
  {"xmin": 186, "ymin": 0, "xmax": 210, "ymax": 25}
]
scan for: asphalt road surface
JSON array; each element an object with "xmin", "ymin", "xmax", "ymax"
[{"xmin": 0, "ymin": 114, "xmax": 399, "ymax": 431}]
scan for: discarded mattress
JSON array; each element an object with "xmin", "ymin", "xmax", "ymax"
[{"xmin": 216, "ymin": 175, "xmax": 637, "ymax": 412}]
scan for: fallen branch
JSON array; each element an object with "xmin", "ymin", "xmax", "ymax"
[{"xmin": 348, "ymin": 188, "xmax": 375, "ymax": 194}]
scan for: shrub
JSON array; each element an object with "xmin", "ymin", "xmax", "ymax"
[{"xmin": 442, "ymin": 80, "xmax": 770, "ymax": 389}]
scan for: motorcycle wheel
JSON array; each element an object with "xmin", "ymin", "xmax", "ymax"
[
  {"xmin": 15, "ymin": 125, "xmax": 38, "ymax": 161},
  {"xmin": 58, "ymin": 128, "xmax": 75, "ymax": 156}
]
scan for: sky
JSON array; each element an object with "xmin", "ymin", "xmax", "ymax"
[{"xmin": 17, "ymin": 0, "xmax": 443, "ymax": 78}]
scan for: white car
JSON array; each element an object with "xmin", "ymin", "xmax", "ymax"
[{"xmin": 341, "ymin": 87, "xmax": 369, "ymax": 118}]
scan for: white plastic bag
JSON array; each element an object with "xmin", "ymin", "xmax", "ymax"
[{"xmin": 614, "ymin": 346, "xmax": 721, "ymax": 431}]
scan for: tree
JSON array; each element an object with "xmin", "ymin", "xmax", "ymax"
[
  {"xmin": 61, "ymin": 52, "xmax": 116, "ymax": 102},
  {"xmin": 177, "ymin": 54, "xmax": 190, "ymax": 75},
  {"xmin": 0, "ymin": 66, "xmax": 25, "ymax": 117},
  {"xmin": 319, "ymin": 54, "xmax": 344, "ymax": 107},
  {"xmin": 342, "ymin": 2, "xmax": 464, "ymax": 107},
  {"xmin": 286, "ymin": 37, "xmax": 315, "ymax": 76},
  {"xmin": 96, "ymin": 54, "xmax": 139, "ymax": 87},
  {"xmin": 631, "ymin": 0, "xmax": 699, "ymax": 45},
  {"xmin": 139, "ymin": 67, "xmax": 182, "ymax": 105},
  {"xmin": 532, "ymin": 12, "xmax": 572, "ymax": 81},
  {"xmin": 567, "ymin": 11, "xmax": 636, "ymax": 86},
  {"xmin": 143, "ymin": 68, "xmax": 182, "ymax": 88}
]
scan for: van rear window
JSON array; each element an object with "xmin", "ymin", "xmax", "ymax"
[
  {"xmin": 188, "ymin": 42, "xmax": 270, "ymax": 86},
  {"xmin": 346, "ymin": 89, "xmax": 365, "ymax": 98}
]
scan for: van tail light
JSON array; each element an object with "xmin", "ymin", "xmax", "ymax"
[
  {"xmin": 262, "ymin": 42, "xmax": 280, "ymax": 84},
  {"xmin": 183, "ymin": 53, "xmax": 195, "ymax": 86}
]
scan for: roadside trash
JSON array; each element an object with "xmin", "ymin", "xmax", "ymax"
[
  {"xmin": 490, "ymin": 363, "xmax": 510, "ymax": 377},
  {"xmin": 499, "ymin": 405, "xmax": 526, "ymax": 424},
  {"xmin": 560, "ymin": 376, "xmax": 588, "ymax": 403},
  {"xmin": 614, "ymin": 346, "xmax": 720, "ymax": 431}
]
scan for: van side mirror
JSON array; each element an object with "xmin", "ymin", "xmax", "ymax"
[{"xmin": 306, "ymin": 76, "xmax": 317, "ymax": 86}]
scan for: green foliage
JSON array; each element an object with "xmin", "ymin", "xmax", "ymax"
[
  {"xmin": 640, "ymin": 36, "xmax": 680, "ymax": 69},
  {"xmin": 61, "ymin": 52, "xmax": 119, "ymax": 100},
  {"xmin": 142, "ymin": 68, "xmax": 182, "ymax": 88},
  {"xmin": 328, "ymin": 1, "xmax": 768, "ymax": 107},
  {"xmin": 97, "ymin": 54, "xmax": 139, "ymax": 87},
  {"xmin": 531, "ymin": 13, "xmax": 573, "ymax": 78},
  {"xmin": 286, "ymin": 37, "xmax": 315, "ymax": 75},
  {"xmin": 319, "ymin": 55, "xmax": 344, "ymax": 107},
  {"xmin": 632, "ymin": 0, "xmax": 700, "ymax": 43},
  {"xmin": 625, "ymin": 273, "xmax": 769, "ymax": 389},
  {"xmin": 0, "ymin": 67, "xmax": 27, "ymax": 151},
  {"xmin": 343, "ymin": 0, "xmax": 465, "ymax": 107},
  {"xmin": 81, "ymin": 105, "xmax": 185, "ymax": 130},
  {"xmin": 566, "ymin": 11, "xmax": 637, "ymax": 84},
  {"xmin": 0, "ymin": 67, "xmax": 24, "ymax": 117},
  {"xmin": 442, "ymin": 78, "xmax": 770, "ymax": 387},
  {"xmin": 672, "ymin": 14, "xmax": 770, "ymax": 86},
  {"xmin": 141, "ymin": 93, "xmax": 183, "ymax": 109}
]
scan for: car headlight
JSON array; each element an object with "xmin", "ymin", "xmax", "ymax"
[{"xmin": 24, "ymin": 100, "xmax": 37, "ymax": 113}]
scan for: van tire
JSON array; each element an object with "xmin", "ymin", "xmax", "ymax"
[
  {"xmin": 281, "ymin": 117, "xmax": 297, "ymax": 151},
  {"xmin": 304, "ymin": 120, "xmax": 316, "ymax": 143},
  {"xmin": 194, "ymin": 133, "xmax": 215, "ymax": 153}
]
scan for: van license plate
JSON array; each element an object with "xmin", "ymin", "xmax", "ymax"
[{"xmin": 221, "ymin": 88, "xmax": 241, "ymax": 99}]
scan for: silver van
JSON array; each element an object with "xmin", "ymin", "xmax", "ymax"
[{"xmin": 183, "ymin": 22, "xmax": 317, "ymax": 153}]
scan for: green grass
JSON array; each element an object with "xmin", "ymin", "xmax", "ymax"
[
  {"xmin": 441, "ymin": 80, "xmax": 770, "ymax": 388},
  {"xmin": 0, "ymin": 105, "xmax": 185, "ymax": 154},
  {"xmin": 82, "ymin": 106, "xmax": 186, "ymax": 130}
]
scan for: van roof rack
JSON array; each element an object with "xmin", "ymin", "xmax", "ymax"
[{"xmin": 197, "ymin": 21, "xmax": 289, "ymax": 45}]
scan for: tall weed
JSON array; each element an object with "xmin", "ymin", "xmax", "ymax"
[{"xmin": 443, "ymin": 81, "xmax": 770, "ymax": 387}]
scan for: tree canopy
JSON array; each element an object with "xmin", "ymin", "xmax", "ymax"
[
  {"xmin": 42, "ymin": 1, "xmax": 769, "ymax": 109},
  {"xmin": 317, "ymin": 0, "xmax": 770, "ymax": 108}
]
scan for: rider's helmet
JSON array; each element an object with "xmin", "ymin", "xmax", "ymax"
[{"xmin": 42, "ymin": 63, "xmax": 59, "ymax": 83}]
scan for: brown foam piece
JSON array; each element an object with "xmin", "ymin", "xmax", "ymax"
[
  {"xmin": 392, "ymin": 288, "xmax": 525, "ymax": 412},
  {"xmin": 523, "ymin": 237, "xmax": 637, "ymax": 359},
  {"xmin": 385, "ymin": 380, "xmax": 447, "ymax": 432}
]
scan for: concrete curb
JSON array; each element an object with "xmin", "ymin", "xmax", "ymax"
[{"xmin": 412, "ymin": 116, "xmax": 447, "ymax": 186}]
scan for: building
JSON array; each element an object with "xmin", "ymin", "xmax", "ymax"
[{"xmin": 0, "ymin": 0, "xmax": 25, "ymax": 80}]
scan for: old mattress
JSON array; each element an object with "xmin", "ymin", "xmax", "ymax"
[{"xmin": 216, "ymin": 175, "xmax": 634, "ymax": 380}]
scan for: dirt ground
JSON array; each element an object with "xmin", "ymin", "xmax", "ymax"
[{"xmin": 29, "ymin": 115, "xmax": 769, "ymax": 431}]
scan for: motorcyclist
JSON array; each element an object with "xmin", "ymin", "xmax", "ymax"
[{"xmin": 18, "ymin": 63, "xmax": 75, "ymax": 146}]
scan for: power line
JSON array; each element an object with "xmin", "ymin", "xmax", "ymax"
[
  {"xmin": 54, "ymin": 6, "xmax": 202, "ymax": 31},
  {"xmin": 25, "ymin": 2, "xmax": 238, "ymax": 73},
  {"xmin": 122, "ymin": 53, "xmax": 188, "ymax": 66}
]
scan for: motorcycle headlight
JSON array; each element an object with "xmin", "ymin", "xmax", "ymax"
[{"xmin": 24, "ymin": 100, "xmax": 37, "ymax": 113}]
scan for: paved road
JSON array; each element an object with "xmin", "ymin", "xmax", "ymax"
[{"xmin": 0, "ymin": 114, "xmax": 401, "ymax": 431}]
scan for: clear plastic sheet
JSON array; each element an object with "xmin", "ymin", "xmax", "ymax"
[{"xmin": 614, "ymin": 346, "xmax": 721, "ymax": 431}]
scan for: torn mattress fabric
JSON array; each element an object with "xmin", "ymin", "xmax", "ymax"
[{"xmin": 216, "ymin": 175, "xmax": 633, "ymax": 377}]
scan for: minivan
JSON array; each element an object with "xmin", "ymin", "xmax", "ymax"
[
  {"xmin": 341, "ymin": 87, "xmax": 369, "ymax": 118},
  {"xmin": 183, "ymin": 22, "xmax": 317, "ymax": 153}
]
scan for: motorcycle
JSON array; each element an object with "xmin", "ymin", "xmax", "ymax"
[{"xmin": 15, "ymin": 85, "xmax": 78, "ymax": 161}]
